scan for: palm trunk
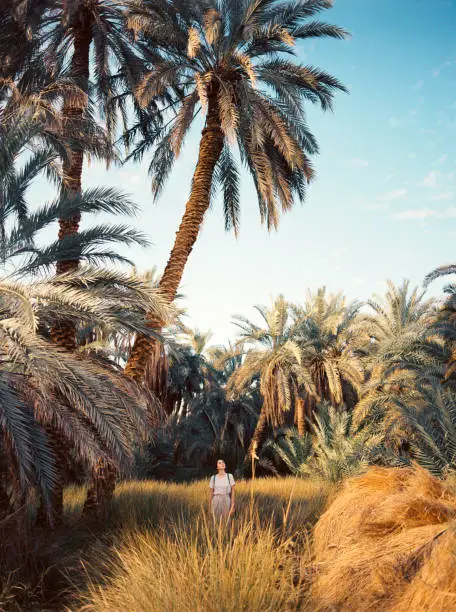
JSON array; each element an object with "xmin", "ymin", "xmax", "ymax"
[
  {"xmin": 296, "ymin": 396, "xmax": 306, "ymax": 436},
  {"xmin": 83, "ymin": 458, "xmax": 116, "ymax": 521},
  {"xmin": 124, "ymin": 94, "xmax": 224, "ymax": 384},
  {"xmin": 248, "ymin": 409, "xmax": 268, "ymax": 461},
  {"xmin": 49, "ymin": 17, "xmax": 119, "ymax": 523},
  {"xmin": 51, "ymin": 22, "xmax": 91, "ymax": 351},
  {"xmin": 35, "ymin": 424, "xmax": 70, "ymax": 528}
]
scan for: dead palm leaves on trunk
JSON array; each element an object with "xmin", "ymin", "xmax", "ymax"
[
  {"xmin": 229, "ymin": 292, "xmax": 364, "ymax": 463},
  {"xmin": 228, "ymin": 296, "xmax": 316, "ymax": 462}
]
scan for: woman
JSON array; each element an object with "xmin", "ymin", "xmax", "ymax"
[{"xmin": 209, "ymin": 459, "xmax": 235, "ymax": 521}]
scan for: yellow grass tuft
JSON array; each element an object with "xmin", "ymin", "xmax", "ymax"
[
  {"xmin": 79, "ymin": 519, "xmax": 307, "ymax": 612},
  {"xmin": 312, "ymin": 465, "xmax": 456, "ymax": 610}
]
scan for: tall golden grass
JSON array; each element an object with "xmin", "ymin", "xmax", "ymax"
[
  {"xmin": 312, "ymin": 465, "xmax": 456, "ymax": 610},
  {"xmin": 1, "ymin": 477, "xmax": 331, "ymax": 610},
  {"xmin": 9, "ymin": 469, "xmax": 456, "ymax": 611},
  {"xmin": 76, "ymin": 478, "xmax": 331, "ymax": 611}
]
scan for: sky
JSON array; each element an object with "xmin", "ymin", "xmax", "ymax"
[{"xmin": 32, "ymin": 0, "xmax": 456, "ymax": 344}]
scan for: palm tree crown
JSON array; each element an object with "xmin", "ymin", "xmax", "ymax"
[{"xmin": 134, "ymin": 0, "xmax": 348, "ymax": 234}]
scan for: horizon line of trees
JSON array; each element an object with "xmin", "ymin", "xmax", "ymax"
[{"xmin": 139, "ymin": 277, "xmax": 456, "ymax": 484}]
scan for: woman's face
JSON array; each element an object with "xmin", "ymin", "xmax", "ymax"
[{"xmin": 216, "ymin": 460, "xmax": 226, "ymax": 471}]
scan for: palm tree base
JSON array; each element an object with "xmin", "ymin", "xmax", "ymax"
[{"xmin": 82, "ymin": 459, "xmax": 116, "ymax": 521}]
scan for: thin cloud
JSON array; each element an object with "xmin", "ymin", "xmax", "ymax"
[
  {"xmin": 393, "ymin": 208, "xmax": 436, "ymax": 220},
  {"xmin": 419, "ymin": 171, "xmax": 438, "ymax": 188},
  {"xmin": 430, "ymin": 192, "xmax": 453, "ymax": 201},
  {"xmin": 413, "ymin": 80, "xmax": 424, "ymax": 90},
  {"xmin": 350, "ymin": 158, "xmax": 369, "ymax": 167},
  {"xmin": 389, "ymin": 117, "xmax": 402, "ymax": 128},
  {"xmin": 433, "ymin": 154, "xmax": 448, "ymax": 166},
  {"xmin": 378, "ymin": 188, "xmax": 408, "ymax": 202},
  {"xmin": 408, "ymin": 153, "xmax": 417, "ymax": 159},
  {"xmin": 433, "ymin": 59, "xmax": 454, "ymax": 77},
  {"xmin": 393, "ymin": 207, "xmax": 456, "ymax": 220}
]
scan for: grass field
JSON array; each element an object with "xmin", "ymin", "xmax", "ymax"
[{"xmin": 3, "ymin": 478, "xmax": 333, "ymax": 611}]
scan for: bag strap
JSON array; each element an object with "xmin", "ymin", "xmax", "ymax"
[{"xmin": 227, "ymin": 473, "xmax": 233, "ymax": 494}]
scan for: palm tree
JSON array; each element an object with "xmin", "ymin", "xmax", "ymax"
[
  {"xmin": 293, "ymin": 290, "xmax": 365, "ymax": 413},
  {"xmin": 164, "ymin": 328, "xmax": 216, "ymax": 416},
  {"xmin": 353, "ymin": 281, "xmax": 439, "ymax": 442},
  {"xmin": 124, "ymin": 0, "xmax": 349, "ymax": 382},
  {"xmin": 38, "ymin": 0, "xmax": 144, "ymax": 251},
  {"xmin": 356, "ymin": 280, "xmax": 436, "ymax": 347},
  {"xmin": 230, "ymin": 291, "xmax": 363, "ymax": 461},
  {"xmin": 228, "ymin": 296, "xmax": 315, "ymax": 459},
  {"xmin": 0, "ymin": 267, "xmax": 170, "ymax": 525},
  {"xmin": 0, "ymin": 0, "xmax": 48, "ymax": 80},
  {"xmin": 8, "ymin": 0, "xmax": 147, "ymax": 350},
  {"xmin": 269, "ymin": 403, "xmax": 389, "ymax": 482},
  {"xmin": 401, "ymin": 383, "xmax": 456, "ymax": 477},
  {"xmin": 0, "ymin": 120, "xmax": 150, "ymax": 278},
  {"xmin": 0, "ymin": 122, "xmax": 170, "ymax": 522}
]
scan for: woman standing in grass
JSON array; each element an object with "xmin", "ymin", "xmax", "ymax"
[{"xmin": 209, "ymin": 460, "xmax": 235, "ymax": 522}]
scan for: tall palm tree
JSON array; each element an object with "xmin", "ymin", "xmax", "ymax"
[
  {"xmin": 228, "ymin": 296, "xmax": 315, "ymax": 458},
  {"xmin": 39, "ymin": 0, "xmax": 144, "ymax": 247},
  {"xmin": 12, "ymin": 0, "xmax": 146, "ymax": 349},
  {"xmin": 124, "ymin": 0, "xmax": 349, "ymax": 383},
  {"xmin": 0, "ymin": 120, "xmax": 151, "ymax": 276},
  {"xmin": 293, "ymin": 289, "xmax": 364, "ymax": 412},
  {"xmin": 0, "ymin": 121, "xmax": 168, "ymax": 522},
  {"xmin": 230, "ymin": 291, "xmax": 363, "ymax": 461},
  {"xmin": 353, "ymin": 280, "xmax": 439, "ymax": 447}
]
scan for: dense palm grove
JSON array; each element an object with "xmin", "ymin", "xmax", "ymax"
[{"xmin": 1, "ymin": 0, "xmax": 456, "ymax": 578}]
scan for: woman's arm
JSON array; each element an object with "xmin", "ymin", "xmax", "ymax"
[
  {"xmin": 229, "ymin": 484, "xmax": 235, "ymax": 515},
  {"xmin": 209, "ymin": 484, "xmax": 214, "ymax": 511}
]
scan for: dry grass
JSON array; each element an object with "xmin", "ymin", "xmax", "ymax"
[
  {"xmin": 312, "ymin": 465, "xmax": 456, "ymax": 611},
  {"xmin": 0, "ymin": 477, "xmax": 331, "ymax": 610},
  {"xmin": 64, "ymin": 476, "xmax": 331, "ymax": 533},
  {"xmin": 74, "ymin": 477, "xmax": 331, "ymax": 611},
  {"xmin": 79, "ymin": 518, "xmax": 308, "ymax": 612}
]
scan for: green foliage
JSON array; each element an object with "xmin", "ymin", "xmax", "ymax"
[
  {"xmin": 0, "ymin": 267, "xmax": 171, "ymax": 517},
  {"xmin": 127, "ymin": 0, "xmax": 348, "ymax": 231},
  {"xmin": 268, "ymin": 404, "xmax": 392, "ymax": 483},
  {"xmin": 401, "ymin": 384, "xmax": 456, "ymax": 477}
]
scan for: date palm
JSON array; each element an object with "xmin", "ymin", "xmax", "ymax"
[
  {"xmin": 0, "ymin": 0, "xmax": 48, "ymax": 80},
  {"xmin": 0, "ymin": 121, "xmax": 171, "ymax": 522},
  {"xmin": 124, "ymin": 0, "xmax": 349, "ymax": 383},
  {"xmin": 0, "ymin": 119, "xmax": 150, "ymax": 279},
  {"xmin": 39, "ymin": 0, "xmax": 144, "ymax": 251},
  {"xmin": 0, "ymin": 268, "xmax": 169, "ymax": 525},
  {"xmin": 164, "ymin": 328, "xmax": 216, "ymax": 416},
  {"xmin": 353, "ymin": 281, "xmax": 437, "ymax": 423},
  {"xmin": 228, "ymin": 296, "xmax": 315, "ymax": 459},
  {"xmin": 294, "ymin": 290, "xmax": 365, "ymax": 411},
  {"xmin": 12, "ymin": 0, "xmax": 146, "ymax": 351},
  {"xmin": 353, "ymin": 281, "xmax": 441, "ymax": 451}
]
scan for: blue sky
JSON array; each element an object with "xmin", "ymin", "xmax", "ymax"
[{"xmin": 33, "ymin": 0, "xmax": 456, "ymax": 343}]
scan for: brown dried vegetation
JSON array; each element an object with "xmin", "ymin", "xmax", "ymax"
[{"xmin": 312, "ymin": 465, "xmax": 456, "ymax": 611}]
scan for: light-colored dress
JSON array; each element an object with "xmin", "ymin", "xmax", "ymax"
[{"xmin": 210, "ymin": 473, "xmax": 235, "ymax": 520}]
